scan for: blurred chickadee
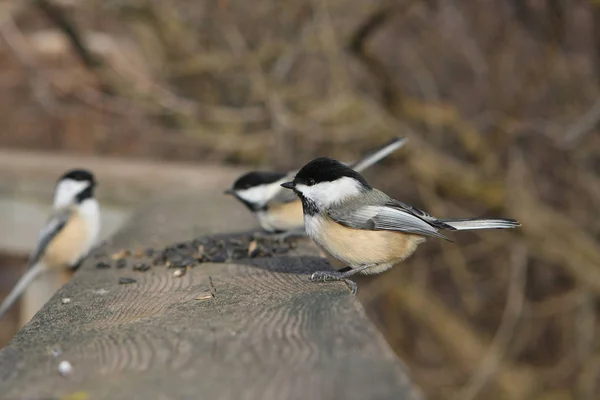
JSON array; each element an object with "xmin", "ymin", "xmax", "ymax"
[
  {"xmin": 0, "ymin": 169, "xmax": 100, "ymax": 319},
  {"xmin": 281, "ymin": 157, "xmax": 520, "ymax": 294},
  {"xmin": 225, "ymin": 137, "xmax": 407, "ymax": 234}
]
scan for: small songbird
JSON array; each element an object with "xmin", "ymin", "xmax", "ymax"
[
  {"xmin": 280, "ymin": 157, "xmax": 520, "ymax": 294},
  {"xmin": 225, "ymin": 137, "xmax": 407, "ymax": 234},
  {"xmin": 0, "ymin": 169, "xmax": 100, "ymax": 319}
]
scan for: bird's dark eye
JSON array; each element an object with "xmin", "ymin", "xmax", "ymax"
[{"xmin": 306, "ymin": 178, "xmax": 316, "ymax": 186}]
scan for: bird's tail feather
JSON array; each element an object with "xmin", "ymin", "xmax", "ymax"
[
  {"xmin": 0, "ymin": 263, "xmax": 45, "ymax": 320},
  {"xmin": 349, "ymin": 137, "xmax": 408, "ymax": 173},
  {"xmin": 439, "ymin": 218, "xmax": 521, "ymax": 231}
]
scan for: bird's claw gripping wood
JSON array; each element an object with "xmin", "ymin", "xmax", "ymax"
[{"xmin": 310, "ymin": 270, "xmax": 359, "ymax": 295}]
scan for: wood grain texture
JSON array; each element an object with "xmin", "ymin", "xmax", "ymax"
[
  {"xmin": 0, "ymin": 194, "xmax": 422, "ymax": 400},
  {"xmin": 20, "ymin": 269, "xmax": 73, "ymax": 328}
]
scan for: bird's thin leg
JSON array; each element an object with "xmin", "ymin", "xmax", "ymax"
[{"xmin": 309, "ymin": 264, "xmax": 376, "ymax": 295}]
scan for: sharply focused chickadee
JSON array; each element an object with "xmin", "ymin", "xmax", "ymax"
[
  {"xmin": 281, "ymin": 157, "xmax": 521, "ymax": 294},
  {"xmin": 0, "ymin": 169, "xmax": 100, "ymax": 319},
  {"xmin": 225, "ymin": 137, "xmax": 407, "ymax": 233}
]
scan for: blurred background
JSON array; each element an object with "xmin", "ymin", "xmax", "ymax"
[{"xmin": 0, "ymin": 0, "xmax": 599, "ymax": 399}]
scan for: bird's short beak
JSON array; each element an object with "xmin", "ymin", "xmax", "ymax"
[
  {"xmin": 224, "ymin": 188, "xmax": 234, "ymax": 195},
  {"xmin": 281, "ymin": 182, "xmax": 295, "ymax": 190}
]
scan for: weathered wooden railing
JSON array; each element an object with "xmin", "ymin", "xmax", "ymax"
[{"xmin": 0, "ymin": 188, "xmax": 422, "ymax": 399}]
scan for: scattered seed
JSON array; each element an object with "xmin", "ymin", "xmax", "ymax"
[
  {"xmin": 195, "ymin": 293, "xmax": 214, "ymax": 301},
  {"xmin": 118, "ymin": 277, "xmax": 137, "ymax": 285},
  {"xmin": 211, "ymin": 253, "xmax": 226, "ymax": 263},
  {"xmin": 247, "ymin": 240, "xmax": 258, "ymax": 256},
  {"xmin": 173, "ymin": 268, "xmax": 186, "ymax": 277},
  {"xmin": 61, "ymin": 298, "xmax": 71, "ymax": 305},
  {"xmin": 58, "ymin": 361, "xmax": 73, "ymax": 377},
  {"xmin": 181, "ymin": 258, "xmax": 195, "ymax": 267},
  {"xmin": 95, "ymin": 261, "xmax": 111, "ymax": 269},
  {"xmin": 249, "ymin": 247, "xmax": 261, "ymax": 258},
  {"xmin": 111, "ymin": 249, "xmax": 130, "ymax": 260},
  {"xmin": 133, "ymin": 263, "xmax": 150, "ymax": 272},
  {"xmin": 165, "ymin": 254, "xmax": 184, "ymax": 267},
  {"xmin": 51, "ymin": 346, "xmax": 62, "ymax": 357}
]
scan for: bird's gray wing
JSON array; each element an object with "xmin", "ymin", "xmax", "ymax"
[
  {"xmin": 328, "ymin": 203, "xmax": 448, "ymax": 239},
  {"xmin": 27, "ymin": 207, "xmax": 73, "ymax": 268},
  {"xmin": 386, "ymin": 199, "xmax": 456, "ymax": 230}
]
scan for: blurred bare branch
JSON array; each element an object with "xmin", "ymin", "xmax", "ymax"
[
  {"xmin": 33, "ymin": 0, "xmax": 110, "ymax": 92},
  {"xmin": 392, "ymin": 281, "xmax": 535, "ymax": 400},
  {"xmin": 510, "ymin": 0, "xmax": 565, "ymax": 46},
  {"xmin": 0, "ymin": 14, "xmax": 54, "ymax": 111},
  {"xmin": 578, "ymin": 353, "xmax": 600, "ymax": 400},
  {"xmin": 562, "ymin": 97, "xmax": 600, "ymax": 148},
  {"xmin": 454, "ymin": 243, "xmax": 527, "ymax": 400},
  {"xmin": 348, "ymin": 2, "xmax": 406, "ymax": 107}
]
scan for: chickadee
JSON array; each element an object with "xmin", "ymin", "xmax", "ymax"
[
  {"xmin": 281, "ymin": 157, "xmax": 520, "ymax": 294},
  {"xmin": 225, "ymin": 137, "xmax": 407, "ymax": 234},
  {"xmin": 0, "ymin": 169, "xmax": 100, "ymax": 319}
]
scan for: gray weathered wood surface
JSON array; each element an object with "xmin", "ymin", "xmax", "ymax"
[{"xmin": 0, "ymin": 194, "xmax": 422, "ymax": 400}]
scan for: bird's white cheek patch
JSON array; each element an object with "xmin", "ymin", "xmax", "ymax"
[
  {"xmin": 236, "ymin": 186, "xmax": 268, "ymax": 204},
  {"xmin": 53, "ymin": 179, "xmax": 90, "ymax": 208},
  {"xmin": 297, "ymin": 177, "xmax": 363, "ymax": 208},
  {"xmin": 236, "ymin": 179, "xmax": 288, "ymax": 206},
  {"xmin": 295, "ymin": 184, "xmax": 310, "ymax": 198}
]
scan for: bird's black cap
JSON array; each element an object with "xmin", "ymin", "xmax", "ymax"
[
  {"xmin": 59, "ymin": 169, "xmax": 97, "ymax": 186},
  {"xmin": 291, "ymin": 157, "xmax": 372, "ymax": 189},
  {"xmin": 230, "ymin": 171, "xmax": 286, "ymax": 191}
]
